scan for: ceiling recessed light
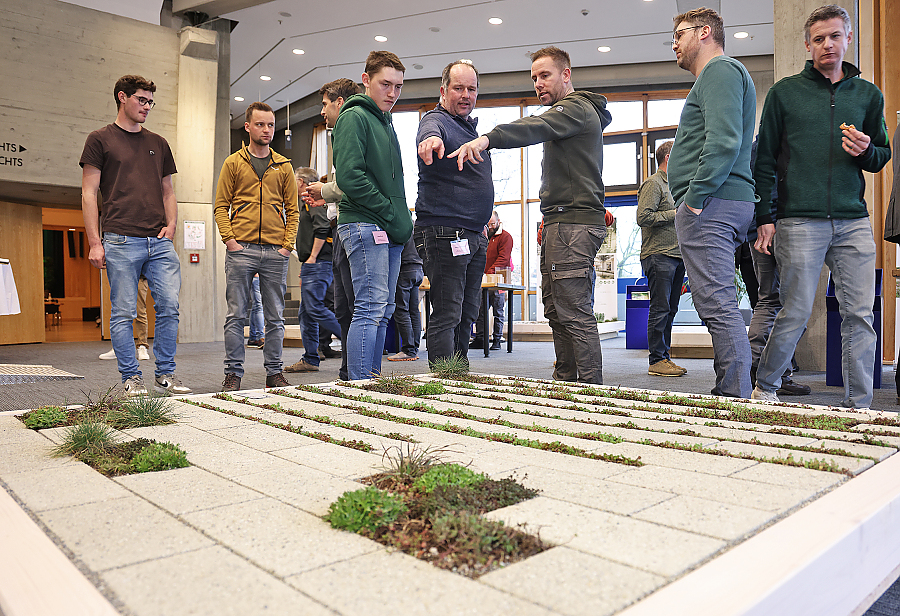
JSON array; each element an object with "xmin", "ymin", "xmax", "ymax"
[
  {"xmin": 413, "ymin": 64, "xmax": 423, "ymax": 70},
  {"xmin": 598, "ymin": 46, "xmax": 611, "ymax": 52},
  {"xmin": 234, "ymin": 96, "xmax": 244, "ymax": 102},
  {"xmin": 260, "ymin": 75, "xmax": 271, "ymax": 81},
  {"xmin": 734, "ymin": 31, "xmax": 749, "ymax": 39},
  {"xmin": 292, "ymin": 48, "xmax": 305, "ymax": 55},
  {"xmin": 488, "ymin": 17, "xmax": 503, "ymax": 25},
  {"xmin": 278, "ymin": 11, "xmax": 291, "ymax": 17},
  {"xmin": 374, "ymin": 35, "xmax": 388, "ymax": 42},
  {"xmin": 429, "ymin": 27, "xmax": 440, "ymax": 32}
]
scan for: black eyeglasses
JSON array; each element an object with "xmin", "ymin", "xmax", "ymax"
[
  {"xmin": 130, "ymin": 95, "xmax": 156, "ymax": 109},
  {"xmin": 673, "ymin": 25, "xmax": 704, "ymax": 44}
]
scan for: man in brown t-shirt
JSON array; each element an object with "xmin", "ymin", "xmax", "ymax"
[{"xmin": 80, "ymin": 74, "xmax": 190, "ymax": 398}]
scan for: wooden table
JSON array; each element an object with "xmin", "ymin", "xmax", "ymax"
[{"xmin": 422, "ymin": 281, "xmax": 525, "ymax": 357}]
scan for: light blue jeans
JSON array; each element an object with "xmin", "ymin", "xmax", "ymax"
[
  {"xmin": 224, "ymin": 242, "xmax": 289, "ymax": 377},
  {"xmin": 103, "ymin": 233, "xmax": 181, "ymax": 381},
  {"xmin": 756, "ymin": 217, "xmax": 876, "ymax": 408},
  {"xmin": 338, "ymin": 222, "xmax": 403, "ymax": 380},
  {"xmin": 676, "ymin": 197, "xmax": 754, "ymax": 398},
  {"xmin": 249, "ymin": 276, "xmax": 264, "ymax": 340}
]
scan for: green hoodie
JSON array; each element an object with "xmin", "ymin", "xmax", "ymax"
[
  {"xmin": 332, "ymin": 94, "xmax": 413, "ymax": 245},
  {"xmin": 754, "ymin": 61, "xmax": 891, "ymax": 225},
  {"xmin": 484, "ymin": 91, "xmax": 612, "ymax": 226}
]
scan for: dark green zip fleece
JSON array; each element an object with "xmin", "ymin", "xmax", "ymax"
[
  {"xmin": 754, "ymin": 61, "xmax": 891, "ymax": 225},
  {"xmin": 332, "ymin": 94, "xmax": 413, "ymax": 245},
  {"xmin": 484, "ymin": 91, "xmax": 612, "ymax": 226}
]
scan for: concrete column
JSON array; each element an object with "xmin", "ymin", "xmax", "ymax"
[
  {"xmin": 771, "ymin": 1, "xmax": 859, "ymax": 371},
  {"xmin": 174, "ymin": 26, "xmax": 228, "ymax": 343}
]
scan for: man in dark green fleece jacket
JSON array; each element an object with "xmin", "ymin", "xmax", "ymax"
[
  {"xmin": 751, "ymin": 5, "xmax": 891, "ymax": 409},
  {"xmin": 332, "ymin": 50, "xmax": 414, "ymax": 381},
  {"xmin": 668, "ymin": 8, "xmax": 757, "ymax": 399},
  {"xmin": 451, "ymin": 46, "xmax": 612, "ymax": 384}
]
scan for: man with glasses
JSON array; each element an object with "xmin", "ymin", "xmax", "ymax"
[
  {"xmin": 80, "ymin": 75, "xmax": 191, "ymax": 397},
  {"xmin": 452, "ymin": 47, "xmax": 611, "ymax": 384},
  {"xmin": 751, "ymin": 5, "xmax": 891, "ymax": 408},
  {"xmin": 668, "ymin": 8, "xmax": 757, "ymax": 398},
  {"xmin": 214, "ymin": 102, "xmax": 298, "ymax": 391},
  {"xmin": 415, "ymin": 59, "xmax": 493, "ymax": 370}
]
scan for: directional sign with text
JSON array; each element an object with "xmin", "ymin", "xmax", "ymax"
[{"xmin": 0, "ymin": 143, "xmax": 26, "ymax": 167}]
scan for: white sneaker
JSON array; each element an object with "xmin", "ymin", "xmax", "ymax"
[
  {"xmin": 137, "ymin": 346, "xmax": 150, "ymax": 361},
  {"xmin": 751, "ymin": 387, "xmax": 780, "ymax": 403},
  {"xmin": 99, "ymin": 348, "xmax": 117, "ymax": 360},
  {"xmin": 154, "ymin": 373, "xmax": 192, "ymax": 395},
  {"xmin": 123, "ymin": 375, "xmax": 147, "ymax": 397}
]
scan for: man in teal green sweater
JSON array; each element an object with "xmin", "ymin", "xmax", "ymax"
[
  {"xmin": 751, "ymin": 5, "xmax": 891, "ymax": 408},
  {"xmin": 668, "ymin": 7, "xmax": 757, "ymax": 398},
  {"xmin": 332, "ymin": 50, "xmax": 413, "ymax": 380}
]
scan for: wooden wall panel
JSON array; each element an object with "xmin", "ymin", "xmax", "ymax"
[{"xmin": 0, "ymin": 201, "xmax": 44, "ymax": 344}]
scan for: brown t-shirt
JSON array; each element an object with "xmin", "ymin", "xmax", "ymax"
[{"xmin": 79, "ymin": 123, "xmax": 177, "ymax": 238}]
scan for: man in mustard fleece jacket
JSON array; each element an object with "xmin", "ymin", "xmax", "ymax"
[{"xmin": 214, "ymin": 102, "xmax": 299, "ymax": 392}]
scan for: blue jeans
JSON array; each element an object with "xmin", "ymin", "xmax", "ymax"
[
  {"xmin": 299, "ymin": 261, "xmax": 341, "ymax": 366},
  {"xmin": 676, "ymin": 197, "xmax": 754, "ymax": 398},
  {"xmin": 249, "ymin": 276, "xmax": 264, "ymax": 340},
  {"xmin": 333, "ymin": 231, "xmax": 355, "ymax": 381},
  {"xmin": 338, "ymin": 223, "xmax": 403, "ymax": 380},
  {"xmin": 475, "ymin": 290, "xmax": 506, "ymax": 340},
  {"xmin": 103, "ymin": 233, "xmax": 181, "ymax": 381},
  {"xmin": 415, "ymin": 226, "xmax": 487, "ymax": 367},
  {"xmin": 395, "ymin": 267, "xmax": 424, "ymax": 356},
  {"xmin": 756, "ymin": 217, "xmax": 876, "ymax": 408},
  {"xmin": 224, "ymin": 242, "xmax": 289, "ymax": 377},
  {"xmin": 641, "ymin": 254, "xmax": 685, "ymax": 365},
  {"xmin": 748, "ymin": 241, "xmax": 793, "ymax": 381}
]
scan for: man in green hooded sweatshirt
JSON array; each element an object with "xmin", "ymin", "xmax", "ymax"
[{"xmin": 331, "ymin": 50, "xmax": 414, "ymax": 380}]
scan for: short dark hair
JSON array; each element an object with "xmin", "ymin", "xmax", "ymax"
[
  {"xmin": 530, "ymin": 47, "xmax": 571, "ymax": 72},
  {"xmin": 656, "ymin": 140, "xmax": 674, "ymax": 162},
  {"xmin": 441, "ymin": 60, "xmax": 479, "ymax": 89},
  {"xmin": 365, "ymin": 50, "xmax": 406, "ymax": 77},
  {"xmin": 673, "ymin": 7, "xmax": 725, "ymax": 50},
  {"xmin": 114, "ymin": 75, "xmax": 155, "ymax": 109},
  {"xmin": 294, "ymin": 166, "xmax": 318, "ymax": 184},
  {"xmin": 319, "ymin": 78, "xmax": 360, "ymax": 102},
  {"xmin": 804, "ymin": 5, "xmax": 852, "ymax": 42},
  {"xmin": 245, "ymin": 102, "xmax": 274, "ymax": 124}
]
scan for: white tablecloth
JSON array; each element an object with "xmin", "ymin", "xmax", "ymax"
[{"xmin": 0, "ymin": 261, "xmax": 21, "ymax": 316}]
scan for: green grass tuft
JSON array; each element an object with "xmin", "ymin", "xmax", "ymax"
[
  {"xmin": 51, "ymin": 419, "xmax": 117, "ymax": 461},
  {"xmin": 106, "ymin": 394, "xmax": 179, "ymax": 428},
  {"xmin": 131, "ymin": 442, "xmax": 190, "ymax": 472},
  {"xmin": 430, "ymin": 353, "xmax": 470, "ymax": 380}
]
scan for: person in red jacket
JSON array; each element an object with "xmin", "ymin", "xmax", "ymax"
[{"xmin": 472, "ymin": 211, "xmax": 513, "ymax": 350}]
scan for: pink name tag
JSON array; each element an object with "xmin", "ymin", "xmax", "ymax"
[
  {"xmin": 372, "ymin": 230, "xmax": 389, "ymax": 244},
  {"xmin": 450, "ymin": 238, "xmax": 470, "ymax": 256}
]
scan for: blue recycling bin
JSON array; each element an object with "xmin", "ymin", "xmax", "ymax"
[
  {"xmin": 825, "ymin": 269, "xmax": 881, "ymax": 389},
  {"xmin": 625, "ymin": 282, "xmax": 650, "ymax": 350}
]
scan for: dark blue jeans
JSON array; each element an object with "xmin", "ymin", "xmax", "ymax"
[
  {"xmin": 395, "ymin": 267, "xmax": 424, "ymax": 356},
  {"xmin": 415, "ymin": 225, "xmax": 487, "ymax": 367},
  {"xmin": 299, "ymin": 261, "xmax": 341, "ymax": 366},
  {"xmin": 333, "ymin": 231, "xmax": 355, "ymax": 380},
  {"xmin": 641, "ymin": 254, "xmax": 685, "ymax": 365}
]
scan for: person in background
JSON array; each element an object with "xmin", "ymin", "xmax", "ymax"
[
  {"xmin": 388, "ymin": 236, "xmax": 424, "ymax": 361},
  {"xmin": 246, "ymin": 274, "xmax": 264, "ymax": 349},
  {"xmin": 472, "ymin": 210, "xmax": 513, "ymax": 351},
  {"xmin": 99, "ymin": 275, "xmax": 153, "ymax": 361}
]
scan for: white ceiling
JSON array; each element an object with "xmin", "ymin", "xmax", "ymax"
[{"xmin": 61, "ymin": 0, "xmax": 775, "ymax": 119}]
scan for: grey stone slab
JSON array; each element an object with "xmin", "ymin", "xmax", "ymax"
[
  {"xmin": 480, "ymin": 546, "xmax": 666, "ymax": 616},
  {"xmin": 124, "ymin": 423, "xmax": 218, "ymax": 447},
  {"xmin": 708, "ymin": 440, "xmax": 873, "ymax": 476},
  {"xmin": 207, "ymin": 422, "xmax": 322, "ymax": 452},
  {"xmin": 808, "ymin": 438, "xmax": 896, "ymax": 461},
  {"xmin": 607, "ymin": 464, "xmax": 825, "ymax": 513},
  {"xmin": 730, "ymin": 461, "xmax": 846, "ymax": 491},
  {"xmin": 182, "ymin": 497, "xmax": 381, "ymax": 577},
  {"xmin": 470, "ymin": 441, "xmax": 634, "ymax": 478},
  {"xmin": 3, "ymin": 463, "xmax": 131, "ymax": 511},
  {"xmin": 631, "ymin": 494, "xmax": 776, "ymax": 541},
  {"xmin": 115, "ymin": 465, "xmax": 266, "ymax": 515},
  {"xmin": 187, "ymin": 441, "xmax": 303, "ymax": 479},
  {"xmin": 38, "ymin": 496, "xmax": 212, "ymax": 571},
  {"xmin": 274, "ymin": 442, "xmax": 385, "ymax": 479},
  {"xmin": 287, "ymin": 550, "xmax": 557, "ymax": 616},
  {"xmin": 485, "ymin": 496, "xmax": 725, "ymax": 577},
  {"xmin": 179, "ymin": 397, "xmax": 280, "ymax": 428},
  {"xmin": 0, "ymin": 440, "xmax": 75, "ymax": 475},
  {"xmin": 101, "ymin": 545, "xmax": 336, "ymax": 616},
  {"xmin": 232, "ymin": 465, "xmax": 363, "ymax": 516},
  {"xmin": 515, "ymin": 464, "xmax": 674, "ymax": 515},
  {"xmin": 603, "ymin": 441, "xmax": 758, "ymax": 476},
  {"xmin": 0, "ymin": 415, "xmax": 45, "ymax": 444}
]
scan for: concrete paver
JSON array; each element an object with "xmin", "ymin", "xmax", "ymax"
[
  {"xmin": 206, "ymin": 422, "xmax": 323, "ymax": 452},
  {"xmin": 729, "ymin": 462, "xmax": 845, "ymax": 491},
  {"xmin": 708, "ymin": 440, "xmax": 874, "ymax": 475},
  {"xmin": 0, "ymin": 440, "xmax": 75, "ymax": 474},
  {"xmin": 231, "ymin": 465, "xmax": 365, "ymax": 517},
  {"xmin": 630, "ymin": 494, "xmax": 775, "ymax": 541},
  {"xmin": 480, "ymin": 546, "xmax": 666, "ymax": 616},
  {"xmin": 274, "ymin": 442, "xmax": 385, "ymax": 479},
  {"xmin": 2, "ymin": 463, "xmax": 131, "ymax": 511}
]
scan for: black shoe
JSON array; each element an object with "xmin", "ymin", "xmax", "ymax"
[
  {"xmin": 222, "ymin": 373, "xmax": 241, "ymax": 392},
  {"xmin": 469, "ymin": 338, "xmax": 484, "ymax": 349},
  {"xmin": 266, "ymin": 372, "xmax": 291, "ymax": 388},
  {"xmin": 319, "ymin": 347, "xmax": 340, "ymax": 359},
  {"xmin": 490, "ymin": 339, "xmax": 502, "ymax": 350},
  {"xmin": 247, "ymin": 338, "xmax": 264, "ymax": 349},
  {"xmin": 777, "ymin": 379, "xmax": 811, "ymax": 396}
]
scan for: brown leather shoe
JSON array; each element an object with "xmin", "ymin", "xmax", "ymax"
[
  {"xmin": 222, "ymin": 373, "xmax": 241, "ymax": 392},
  {"xmin": 285, "ymin": 359, "xmax": 319, "ymax": 373},
  {"xmin": 265, "ymin": 372, "xmax": 291, "ymax": 388},
  {"xmin": 649, "ymin": 359, "xmax": 684, "ymax": 377}
]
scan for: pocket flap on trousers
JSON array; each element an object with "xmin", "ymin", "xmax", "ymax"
[{"xmin": 550, "ymin": 267, "xmax": 590, "ymax": 280}]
